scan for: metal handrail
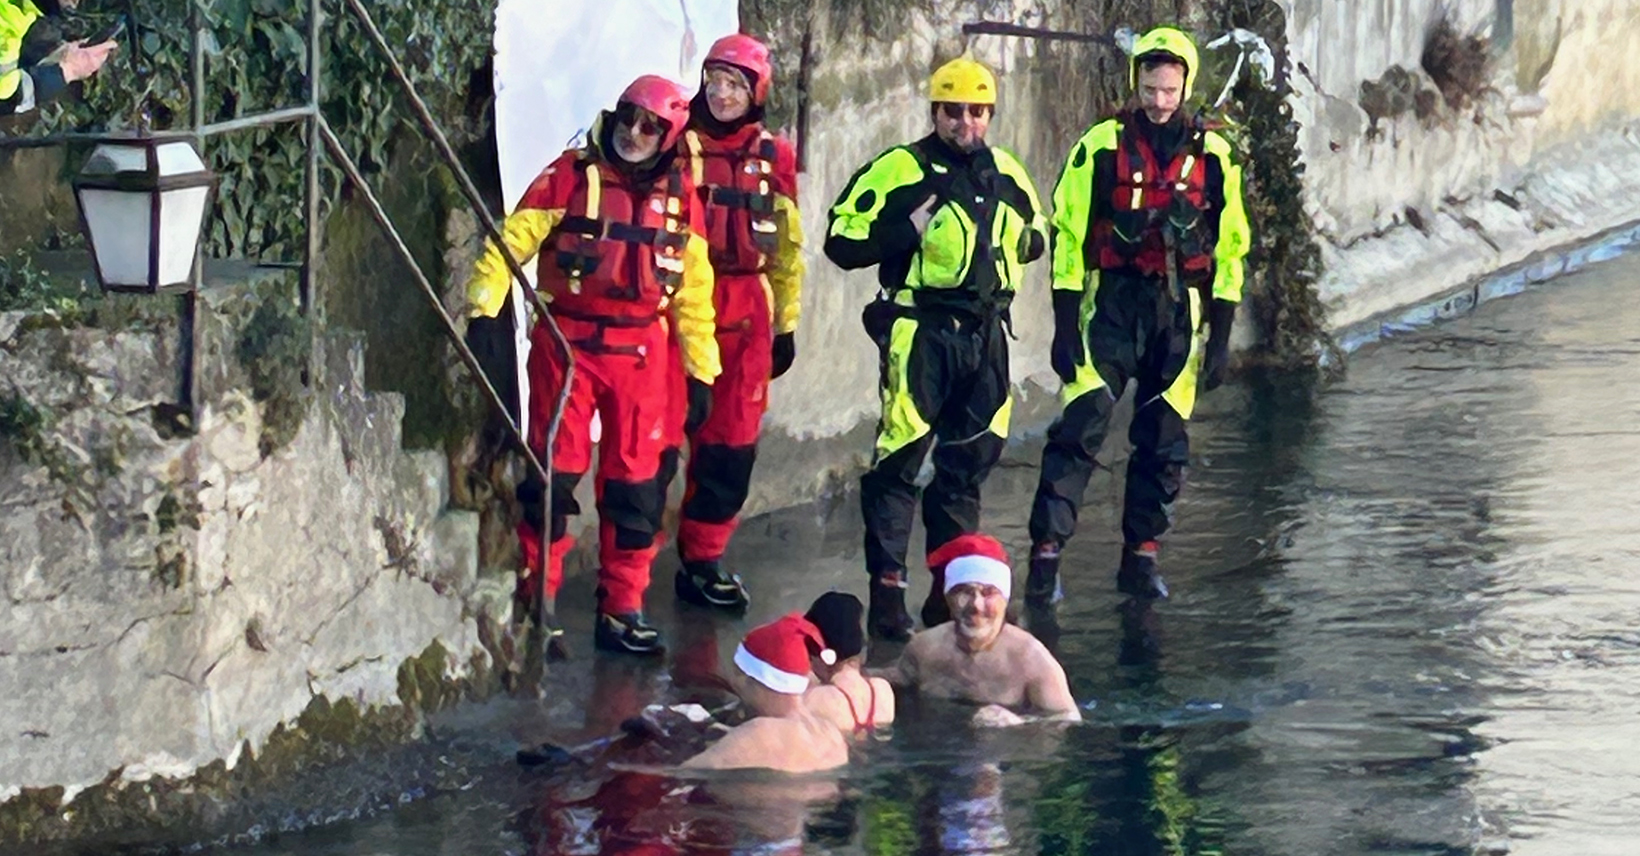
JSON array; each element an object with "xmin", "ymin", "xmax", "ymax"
[
  {"xmin": 337, "ymin": 0, "xmax": 576, "ymax": 533},
  {"xmin": 327, "ymin": 0, "xmax": 570, "ymax": 635}
]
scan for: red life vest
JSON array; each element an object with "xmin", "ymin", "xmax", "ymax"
[
  {"xmin": 540, "ymin": 155, "xmax": 689, "ymax": 326},
  {"xmin": 685, "ymin": 127, "xmax": 780, "ymax": 276},
  {"xmin": 1093, "ymin": 118, "xmax": 1214, "ymax": 278}
]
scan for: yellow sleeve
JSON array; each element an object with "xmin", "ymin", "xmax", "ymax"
[
  {"xmin": 768, "ymin": 193, "xmax": 806, "ymax": 334},
  {"xmin": 1205, "ymin": 132, "xmax": 1252, "ymax": 304},
  {"xmin": 672, "ymin": 232, "xmax": 722, "ymax": 382},
  {"xmin": 1050, "ymin": 121, "xmax": 1118, "ymax": 293},
  {"xmin": 465, "ymin": 209, "xmax": 561, "ymax": 318}
]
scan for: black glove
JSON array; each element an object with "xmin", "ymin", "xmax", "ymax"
[
  {"xmin": 861, "ymin": 297, "xmax": 900, "ymax": 346},
  {"xmin": 1018, "ymin": 228, "xmax": 1046, "ymax": 264},
  {"xmin": 1200, "ymin": 299, "xmax": 1237, "ymax": 392},
  {"xmin": 770, "ymin": 332, "xmax": 796, "ymax": 379},
  {"xmin": 684, "ymin": 378, "xmax": 712, "ymax": 435},
  {"xmin": 1049, "ymin": 289, "xmax": 1086, "ymax": 385}
]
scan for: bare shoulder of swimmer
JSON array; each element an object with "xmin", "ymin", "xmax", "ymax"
[
  {"xmin": 803, "ymin": 683, "xmax": 855, "ymax": 733},
  {"xmin": 900, "ymin": 623, "xmax": 955, "ymax": 684},
  {"xmin": 807, "ymin": 674, "xmax": 898, "ymax": 731}
]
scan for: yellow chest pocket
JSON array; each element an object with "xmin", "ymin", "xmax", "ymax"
[{"xmin": 914, "ymin": 202, "xmax": 975, "ymax": 289}]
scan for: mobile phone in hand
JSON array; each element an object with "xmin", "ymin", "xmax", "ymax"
[{"xmin": 86, "ymin": 18, "xmax": 126, "ymax": 47}]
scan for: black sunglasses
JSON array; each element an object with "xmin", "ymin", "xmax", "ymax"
[
  {"xmin": 614, "ymin": 104, "xmax": 668, "ymax": 137},
  {"xmin": 937, "ymin": 102, "xmax": 992, "ymax": 121}
]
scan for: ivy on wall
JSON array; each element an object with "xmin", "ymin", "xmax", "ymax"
[
  {"xmin": 1212, "ymin": 0, "xmax": 1333, "ymax": 370},
  {"xmin": 33, "ymin": 0, "xmax": 496, "ymax": 263}
]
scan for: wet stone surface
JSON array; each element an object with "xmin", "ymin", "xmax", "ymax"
[{"xmin": 64, "ymin": 256, "xmax": 1640, "ymax": 854}]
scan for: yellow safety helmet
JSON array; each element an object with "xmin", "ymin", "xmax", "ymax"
[
  {"xmin": 1129, "ymin": 27, "xmax": 1200, "ymax": 102},
  {"xmin": 929, "ymin": 57, "xmax": 997, "ymax": 105}
]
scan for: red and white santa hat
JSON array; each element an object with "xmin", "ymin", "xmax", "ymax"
[
  {"xmin": 733, "ymin": 613, "xmax": 832, "ymax": 695},
  {"xmin": 928, "ymin": 534, "xmax": 1012, "ymax": 600}
]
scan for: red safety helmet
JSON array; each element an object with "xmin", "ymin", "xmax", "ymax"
[
  {"xmin": 703, "ymin": 33, "xmax": 772, "ymax": 106},
  {"xmin": 617, "ymin": 74, "xmax": 692, "ymax": 151}
]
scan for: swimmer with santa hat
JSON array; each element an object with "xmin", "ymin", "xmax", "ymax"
[{"xmin": 879, "ymin": 534, "xmax": 1082, "ymax": 727}]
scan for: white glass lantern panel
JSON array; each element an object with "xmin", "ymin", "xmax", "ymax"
[
  {"xmin": 154, "ymin": 141, "xmax": 207, "ymax": 179},
  {"xmin": 157, "ymin": 186, "xmax": 209, "ymax": 287},
  {"xmin": 81, "ymin": 143, "xmax": 148, "ymax": 177},
  {"xmin": 80, "ymin": 188, "xmax": 153, "ymax": 286}
]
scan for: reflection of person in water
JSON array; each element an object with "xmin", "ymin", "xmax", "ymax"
[
  {"xmin": 921, "ymin": 761, "xmax": 1013, "ymax": 854},
  {"xmin": 879, "ymin": 534, "xmax": 1082, "ymax": 726},
  {"xmin": 803, "ymin": 592, "xmax": 896, "ymax": 735}
]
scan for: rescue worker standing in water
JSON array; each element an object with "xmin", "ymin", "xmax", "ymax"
[
  {"xmin": 825, "ymin": 57, "xmax": 1046, "ymax": 641},
  {"xmin": 670, "ymin": 33, "xmax": 805, "ymax": 612},
  {"xmin": 465, "ymin": 75, "xmax": 720, "ymax": 656},
  {"xmin": 1026, "ymin": 27, "xmax": 1251, "ymax": 605}
]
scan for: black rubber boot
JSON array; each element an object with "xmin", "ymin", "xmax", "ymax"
[
  {"xmin": 1115, "ymin": 541, "xmax": 1169, "ymax": 600},
  {"xmin": 674, "ymin": 557, "xmax": 750, "ymax": 612},
  {"xmin": 594, "ymin": 611, "xmax": 666, "ymax": 656},
  {"xmin": 920, "ymin": 569, "xmax": 950, "ymax": 628},
  {"xmin": 1025, "ymin": 542, "xmax": 1064, "ymax": 607},
  {"xmin": 869, "ymin": 573, "xmax": 915, "ymax": 642}
]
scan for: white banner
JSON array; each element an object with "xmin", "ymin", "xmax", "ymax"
[{"xmin": 492, "ymin": 0, "xmax": 740, "ymax": 439}]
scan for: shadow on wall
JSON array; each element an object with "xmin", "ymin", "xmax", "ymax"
[{"xmin": 319, "ymin": 124, "xmax": 504, "ymax": 453}]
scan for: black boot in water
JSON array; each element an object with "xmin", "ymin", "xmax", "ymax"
[
  {"xmin": 674, "ymin": 557, "xmax": 750, "ymax": 612},
  {"xmin": 920, "ymin": 568, "xmax": 951, "ymax": 628},
  {"xmin": 595, "ymin": 611, "xmax": 666, "ymax": 656},
  {"xmin": 1116, "ymin": 541, "xmax": 1169, "ymax": 600},
  {"xmin": 869, "ymin": 573, "xmax": 915, "ymax": 642},
  {"xmin": 1025, "ymin": 542, "xmax": 1064, "ymax": 607}
]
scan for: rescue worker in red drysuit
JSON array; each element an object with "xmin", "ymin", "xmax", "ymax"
[
  {"xmin": 464, "ymin": 75, "xmax": 721, "ymax": 656},
  {"xmin": 664, "ymin": 33, "xmax": 805, "ymax": 612}
]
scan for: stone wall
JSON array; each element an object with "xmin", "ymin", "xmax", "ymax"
[
  {"xmin": 1285, "ymin": 0, "xmax": 1640, "ymax": 333},
  {"xmin": 0, "ymin": 266, "xmax": 495, "ymax": 846}
]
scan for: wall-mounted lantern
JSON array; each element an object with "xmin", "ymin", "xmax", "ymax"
[{"xmin": 72, "ymin": 134, "xmax": 216, "ymax": 294}]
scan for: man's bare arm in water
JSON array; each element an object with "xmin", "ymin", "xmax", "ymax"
[{"xmin": 1024, "ymin": 645, "xmax": 1081, "ymax": 722}]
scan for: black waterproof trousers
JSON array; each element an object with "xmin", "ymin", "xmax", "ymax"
[
  {"xmin": 862, "ymin": 306, "xmax": 1012, "ymax": 580},
  {"xmin": 1029, "ymin": 271, "xmax": 1201, "ymax": 549}
]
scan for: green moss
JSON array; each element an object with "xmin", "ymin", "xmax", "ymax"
[
  {"xmin": 397, "ymin": 638, "xmax": 458, "ymax": 714},
  {"xmin": 152, "ymin": 546, "xmax": 189, "ymax": 589},
  {"xmin": 235, "ymin": 296, "xmax": 313, "ymax": 456},
  {"xmin": 322, "ymin": 135, "xmax": 479, "ymax": 450},
  {"xmin": 0, "ymin": 390, "xmax": 96, "ymax": 493},
  {"xmin": 155, "ymin": 492, "xmax": 183, "ymax": 534},
  {"xmin": 0, "ymin": 393, "xmax": 52, "ymax": 463}
]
